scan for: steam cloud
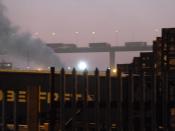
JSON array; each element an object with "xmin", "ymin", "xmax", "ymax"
[{"xmin": 0, "ymin": 1, "xmax": 62, "ymax": 69}]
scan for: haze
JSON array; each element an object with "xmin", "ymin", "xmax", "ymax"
[{"xmin": 1, "ymin": 0, "xmax": 175, "ymax": 70}]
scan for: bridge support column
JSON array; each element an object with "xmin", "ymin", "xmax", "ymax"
[{"xmin": 109, "ymin": 51, "xmax": 115, "ymax": 69}]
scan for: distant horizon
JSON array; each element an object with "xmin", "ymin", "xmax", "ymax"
[{"xmin": 1, "ymin": 0, "xmax": 175, "ymax": 69}]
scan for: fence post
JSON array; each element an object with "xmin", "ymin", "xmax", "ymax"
[
  {"xmin": 153, "ymin": 68, "xmax": 158, "ymax": 131},
  {"xmin": 14, "ymin": 88, "xmax": 18, "ymax": 131},
  {"xmin": 27, "ymin": 86, "xmax": 39, "ymax": 131},
  {"xmin": 141, "ymin": 71, "xmax": 145, "ymax": 131},
  {"xmin": 95, "ymin": 68, "xmax": 100, "ymax": 131},
  {"xmin": 49, "ymin": 67, "xmax": 56, "ymax": 131},
  {"xmin": 162, "ymin": 72, "xmax": 169, "ymax": 131},
  {"xmin": 83, "ymin": 69, "xmax": 88, "ymax": 130},
  {"xmin": 118, "ymin": 69, "xmax": 123, "ymax": 131},
  {"xmin": 2, "ymin": 88, "xmax": 6, "ymax": 131},
  {"xmin": 72, "ymin": 68, "xmax": 77, "ymax": 131},
  {"xmin": 60, "ymin": 68, "xmax": 65, "ymax": 131},
  {"xmin": 128, "ymin": 69, "xmax": 133, "ymax": 131},
  {"xmin": 106, "ymin": 69, "xmax": 111, "ymax": 131}
]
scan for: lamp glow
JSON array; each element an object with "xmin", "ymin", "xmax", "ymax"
[
  {"xmin": 112, "ymin": 68, "xmax": 117, "ymax": 73},
  {"xmin": 37, "ymin": 68, "xmax": 43, "ymax": 71},
  {"xmin": 77, "ymin": 61, "xmax": 87, "ymax": 71}
]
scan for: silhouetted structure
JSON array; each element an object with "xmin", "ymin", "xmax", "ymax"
[
  {"xmin": 47, "ymin": 42, "xmax": 152, "ymax": 69},
  {"xmin": 0, "ymin": 28, "xmax": 175, "ymax": 131}
]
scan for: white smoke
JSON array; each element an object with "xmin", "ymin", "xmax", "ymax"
[{"xmin": 0, "ymin": 1, "xmax": 62, "ymax": 69}]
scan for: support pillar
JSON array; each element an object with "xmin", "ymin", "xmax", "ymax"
[{"xmin": 109, "ymin": 51, "xmax": 115, "ymax": 69}]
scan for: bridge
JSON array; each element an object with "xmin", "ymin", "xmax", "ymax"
[{"xmin": 47, "ymin": 43, "xmax": 152, "ymax": 68}]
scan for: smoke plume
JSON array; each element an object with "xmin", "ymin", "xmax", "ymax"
[{"xmin": 0, "ymin": 1, "xmax": 62, "ymax": 69}]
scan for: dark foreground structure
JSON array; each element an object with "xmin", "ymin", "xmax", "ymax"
[{"xmin": 0, "ymin": 28, "xmax": 175, "ymax": 131}]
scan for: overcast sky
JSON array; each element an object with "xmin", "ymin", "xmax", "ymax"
[{"xmin": 1, "ymin": 0, "xmax": 175, "ymax": 69}]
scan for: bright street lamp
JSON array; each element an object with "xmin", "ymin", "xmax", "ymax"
[
  {"xmin": 92, "ymin": 32, "xmax": 96, "ymax": 42},
  {"xmin": 115, "ymin": 30, "xmax": 119, "ymax": 44},
  {"xmin": 75, "ymin": 31, "xmax": 79, "ymax": 34},
  {"xmin": 77, "ymin": 61, "xmax": 88, "ymax": 71},
  {"xmin": 51, "ymin": 32, "xmax": 56, "ymax": 36},
  {"xmin": 92, "ymin": 32, "xmax": 95, "ymax": 35},
  {"xmin": 75, "ymin": 32, "xmax": 79, "ymax": 43}
]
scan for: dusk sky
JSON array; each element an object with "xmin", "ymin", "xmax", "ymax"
[{"xmin": 1, "ymin": 0, "xmax": 175, "ymax": 70}]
